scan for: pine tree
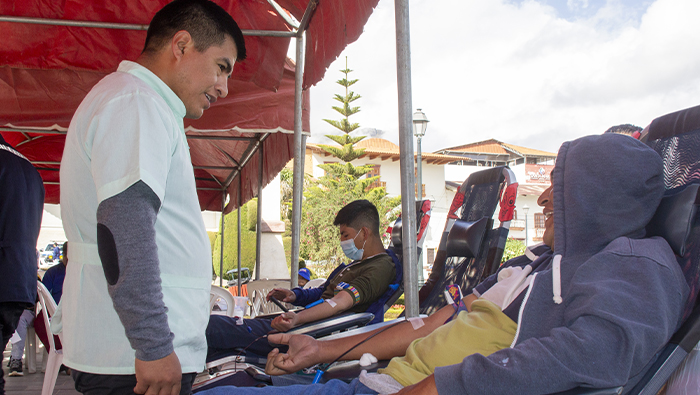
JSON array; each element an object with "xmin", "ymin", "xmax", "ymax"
[{"xmin": 299, "ymin": 57, "xmax": 401, "ymax": 274}]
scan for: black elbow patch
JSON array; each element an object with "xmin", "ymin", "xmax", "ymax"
[{"xmin": 97, "ymin": 223, "xmax": 120, "ymax": 286}]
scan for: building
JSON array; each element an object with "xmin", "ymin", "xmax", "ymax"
[{"xmin": 436, "ymin": 139, "xmax": 557, "ymax": 247}]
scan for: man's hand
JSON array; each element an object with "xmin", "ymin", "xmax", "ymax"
[
  {"xmin": 267, "ymin": 288, "xmax": 296, "ymax": 303},
  {"xmin": 265, "ymin": 333, "xmax": 320, "ymax": 375},
  {"xmin": 271, "ymin": 311, "xmax": 299, "ymax": 332},
  {"xmin": 134, "ymin": 352, "xmax": 182, "ymax": 395},
  {"xmin": 395, "ymin": 374, "xmax": 438, "ymax": 395}
]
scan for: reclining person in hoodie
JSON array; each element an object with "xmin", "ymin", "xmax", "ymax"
[{"xmin": 198, "ymin": 133, "xmax": 689, "ymax": 395}]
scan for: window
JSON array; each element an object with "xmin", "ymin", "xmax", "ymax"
[
  {"xmin": 534, "ymin": 213, "xmax": 545, "ymax": 229},
  {"xmin": 427, "ymin": 248, "xmax": 435, "ymax": 266},
  {"xmin": 367, "ymin": 165, "xmax": 383, "ymax": 189}
]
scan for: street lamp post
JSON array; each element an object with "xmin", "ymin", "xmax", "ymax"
[
  {"xmin": 523, "ymin": 204, "xmax": 529, "ymax": 246},
  {"xmin": 412, "ymin": 109, "xmax": 429, "ymax": 288},
  {"xmin": 412, "ymin": 109, "xmax": 429, "ymax": 202}
]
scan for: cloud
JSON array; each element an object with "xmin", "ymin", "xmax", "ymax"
[{"xmin": 307, "ymin": 0, "xmax": 700, "ymax": 154}]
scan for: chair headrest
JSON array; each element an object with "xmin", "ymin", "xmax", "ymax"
[
  {"xmin": 391, "ymin": 217, "xmax": 403, "ymax": 249},
  {"xmin": 446, "ymin": 217, "xmax": 489, "ymax": 258},
  {"xmin": 647, "ymin": 183, "xmax": 700, "ymax": 256}
]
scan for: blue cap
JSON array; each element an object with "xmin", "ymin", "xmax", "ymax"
[{"xmin": 298, "ymin": 267, "xmax": 311, "ymax": 281}]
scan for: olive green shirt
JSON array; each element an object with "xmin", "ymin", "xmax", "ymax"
[{"xmin": 321, "ymin": 253, "xmax": 396, "ymax": 313}]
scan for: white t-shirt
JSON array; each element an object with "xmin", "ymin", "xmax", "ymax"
[{"xmin": 59, "ymin": 61, "xmax": 212, "ymax": 374}]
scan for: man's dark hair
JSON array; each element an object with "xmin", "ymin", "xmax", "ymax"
[
  {"xmin": 604, "ymin": 124, "xmax": 642, "ymax": 136},
  {"xmin": 62, "ymin": 241, "xmax": 68, "ymax": 255},
  {"xmin": 143, "ymin": 0, "xmax": 247, "ymax": 61},
  {"xmin": 333, "ymin": 200, "xmax": 381, "ymax": 236}
]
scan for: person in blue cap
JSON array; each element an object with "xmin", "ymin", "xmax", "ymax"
[{"xmin": 297, "ymin": 268, "xmax": 312, "ymax": 288}]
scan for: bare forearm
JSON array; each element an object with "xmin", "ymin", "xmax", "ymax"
[
  {"xmin": 317, "ymin": 304, "xmax": 455, "ymax": 362},
  {"xmin": 295, "ymin": 291, "xmax": 353, "ymax": 326}
]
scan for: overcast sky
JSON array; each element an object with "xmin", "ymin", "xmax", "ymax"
[{"xmin": 304, "ymin": 0, "xmax": 700, "ymax": 154}]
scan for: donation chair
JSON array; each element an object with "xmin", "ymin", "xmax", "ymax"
[{"xmin": 418, "ymin": 165, "xmax": 518, "ymax": 315}]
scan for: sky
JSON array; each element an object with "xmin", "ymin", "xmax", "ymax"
[{"xmin": 303, "ymin": 0, "xmax": 700, "ymax": 154}]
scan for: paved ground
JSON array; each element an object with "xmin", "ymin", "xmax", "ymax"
[{"xmin": 2, "ymin": 341, "xmax": 79, "ymax": 395}]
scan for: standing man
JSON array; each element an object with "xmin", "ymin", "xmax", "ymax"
[
  {"xmin": 52, "ymin": 242, "xmax": 60, "ymax": 263},
  {"xmin": 0, "ymin": 135, "xmax": 44, "ymax": 394},
  {"xmin": 59, "ymin": 0, "xmax": 246, "ymax": 394}
]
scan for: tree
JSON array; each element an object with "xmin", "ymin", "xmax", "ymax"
[{"xmin": 300, "ymin": 58, "xmax": 401, "ymax": 275}]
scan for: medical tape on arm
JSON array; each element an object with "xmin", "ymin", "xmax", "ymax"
[
  {"xmin": 325, "ymin": 299, "xmax": 338, "ymax": 308},
  {"xmin": 408, "ymin": 317, "xmax": 425, "ymax": 330}
]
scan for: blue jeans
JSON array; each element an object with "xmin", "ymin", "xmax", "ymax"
[
  {"xmin": 197, "ymin": 378, "xmax": 379, "ymax": 395},
  {"xmin": 206, "ymin": 315, "xmax": 288, "ymax": 360}
]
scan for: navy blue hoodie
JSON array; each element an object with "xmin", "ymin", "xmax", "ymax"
[{"xmin": 434, "ymin": 134, "xmax": 688, "ymax": 394}]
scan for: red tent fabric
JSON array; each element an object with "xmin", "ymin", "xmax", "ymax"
[{"xmin": 0, "ymin": 0, "xmax": 379, "ymax": 211}]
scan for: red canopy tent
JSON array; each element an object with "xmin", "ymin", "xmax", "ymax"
[{"xmin": 0, "ymin": 0, "xmax": 380, "ymax": 212}]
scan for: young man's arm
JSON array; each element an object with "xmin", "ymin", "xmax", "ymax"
[
  {"xmin": 272, "ymin": 256, "xmax": 396, "ymax": 331},
  {"xmin": 271, "ymin": 290, "xmax": 354, "ymax": 331},
  {"xmin": 266, "ymin": 298, "xmax": 460, "ymax": 375}
]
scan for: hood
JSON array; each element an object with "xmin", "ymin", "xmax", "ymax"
[{"xmin": 553, "ymin": 133, "xmax": 664, "ymax": 259}]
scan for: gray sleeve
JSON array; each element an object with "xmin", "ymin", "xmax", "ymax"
[{"xmin": 96, "ymin": 180, "xmax": 173, "ymax": 361}]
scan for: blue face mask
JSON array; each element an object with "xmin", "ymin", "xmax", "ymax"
[{"xmin": 340, "ymin": 230, "xmax": 366, "ymax": 261}]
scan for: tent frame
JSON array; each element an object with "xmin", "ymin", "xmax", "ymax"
[{"xmin": 0, "ymin": 0, "xmax": 421, "ymax": 315}]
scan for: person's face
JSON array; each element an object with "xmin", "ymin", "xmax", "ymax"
[
  {"xmin": 338, "ymin": 224, "xmax": 365, "ymax": 248},
  {"xmin": 297, "ymin": 275, "xmax": 308, "ymax": 287},
  {"xmin": 537, "ymin": 184, "xmax": 554, "ymax": 248},
  {"xmin": 172, "ymin": 35, "xmax": 238, "ymax": 119}
]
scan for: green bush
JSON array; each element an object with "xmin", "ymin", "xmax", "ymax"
[
  {"xmin": 211, "ymin": 202, "xmax": 256, "ymax": 278},
  {"xmin": 501, "ymin": 238, "xmax": 526, "ymax": 263},
  {"xmin": 211, "ymin": 200, "xmax": 295, "ymax": 279},
  {"xmin": 246, "ymin": 198, "xmax": 257, "ymax": 232}
]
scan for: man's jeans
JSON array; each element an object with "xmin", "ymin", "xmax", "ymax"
[
  {"xmin": 206, "ymin": 315, "xmax": 288, "ymax": 359},
  {"xmin": 198, "ymin": 378, "xmax": 379, "ymax": 395}
]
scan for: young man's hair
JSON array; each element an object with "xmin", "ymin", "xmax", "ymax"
[
  {"xmin": 333, "ymin": 200, "xmax": 381, "ymax": 236},
  {"xmin": 604, "ymin": 124, "xmax": 642, "ymax": 136},
  {"xmin": 143, "ymin": 0, "xmax": 247, "ymax": 61}
]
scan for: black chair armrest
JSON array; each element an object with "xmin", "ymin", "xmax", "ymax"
[{"xmin": 287, "ymin": 313, "xmax": 375, "ymax": 338}]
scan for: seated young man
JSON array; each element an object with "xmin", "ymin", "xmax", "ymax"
[
  {"xmin": 199, "ymin": 134, "xmax": 689, "ymax": 394},
  {"xmin": 207, "ymin": 199, "xmax": 397, "ymax": 358}
]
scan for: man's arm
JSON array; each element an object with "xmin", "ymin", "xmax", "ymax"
[
  {"xmin": 96, "ymin": 181, "xmax": 181, "ymax": 393},
  {"xmin": 266, "ymin": 299, "xmax": 460, "ymax": 375},
  {"xmin": 270, "ymin": 291, "xmax": 354, "ymax": 331}
]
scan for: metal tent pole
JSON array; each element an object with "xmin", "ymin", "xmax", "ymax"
[
  {"xmin": 395, "ymin": 0, "xmax": 419, "ymax": 318},
  {"xmin": 290, "ymin": 32, "xmax": 306, "ymax": 289},
  {"xmin": 256, "ymin": 143, "xmax": 264, "ymax": 280},
  {"xmin": 237, "ymin": 174, "xmax": 243, "ymax": 295},
  {"xmin": 219, "ymin": 190, "xmax": 226, "ymax": 287}
]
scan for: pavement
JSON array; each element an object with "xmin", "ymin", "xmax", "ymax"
[{"xmin": 2, "ymin": 341, "xmax": 79, "ymax": 395}]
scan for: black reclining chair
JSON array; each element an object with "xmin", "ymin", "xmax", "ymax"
[{"xmin": 418, "ymin": 165, "xmax": 518, "ymax": 315}]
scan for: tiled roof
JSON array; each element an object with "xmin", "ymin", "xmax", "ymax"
[
  {"xmin": 307, "ymin": 138, "xmax": 463, "ymax": 165},
  {"xmin": 438, "ymin": 139, "xmax": 556, "ymax": 157}
]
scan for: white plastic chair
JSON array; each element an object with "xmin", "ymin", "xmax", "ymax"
[
  {"xmin": 210, "ymin": 285, "xmax": 236, "ymax": 317},
  {"xmin": 37, "ymin": 281, "xmax": 61, "ymax": 395},
  {"xmin": 303, "ymin": 278, "xmax": 326, "ymax": 289}
]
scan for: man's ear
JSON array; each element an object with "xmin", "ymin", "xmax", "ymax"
[{"xmin": 171, "ymin": 30, "xmax": 193, "ymax": 61}]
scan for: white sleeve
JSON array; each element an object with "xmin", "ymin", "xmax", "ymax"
[{"xmin": 89, "ymin": 92, "xmax": 175, "ymax": 204}]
